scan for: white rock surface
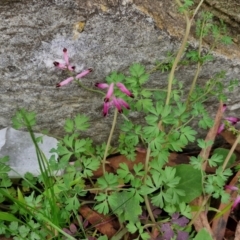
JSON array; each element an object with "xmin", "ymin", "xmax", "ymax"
[{"xmin": 0, "ymin": 127, "xmax": 58, "ymax": 178}]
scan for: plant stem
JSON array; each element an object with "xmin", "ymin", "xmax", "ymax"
[
  {"xmin": 186, "ymin": 13, "xmax": 205, "ymax": 107},
  {"xmin": 102, "ymin": 108, "xmax": 118, "ymax": 174},
  {"xmin": 143, "ymin": 147, "xmax": 156, "ymax": 224},
  {"xmin": 145, "ymin": 88, "xmax": 167, "ymax": 92},
  {"xmin": 75, "ymin": 80, "xmax": 105, "ymax": 95},
  {"xmin": 188, "ymin": 195, "xmax": 210, "ymax": 227},
  {"xmin": 166, "ymin": 0, "xmax": 205, "ymax": 106},
  {"xmin": 144, "ymin": 147, "xmax": 151, "ymax": 182},
  {"xmin": 192, "ymin": 0, "xmax": 205, "ymax": 20},
  {"xmin": 222, "ymin": 133, "xmax": 240, "ymax": 171},
  {"xmin": 166, "ymin": 0, "xmax": 191, "ymax": 106}
]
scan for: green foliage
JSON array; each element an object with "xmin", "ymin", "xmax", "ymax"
[
  {"xmin": 109, "ymin": 190, "xmax": 142, "ymax": 223},
  {"xmin": 12, "ymin": 109, "xmax": 36, "ymax": 129},
  {"xmin": 0, "ymin": 156, "xmax": 12, "ymax": 189},
  {"xmin": 205, "ymin": 167, "xmax": 232, "ymax": 202},
  {"xmin": 140, "ymin": 166, "xmax": 186, "ymax": 212},
  {"xmin": 179, "ymin": 0, "xmax": 194, "ymax": 13},
  {"xmin": 94, "ymin": 193, "xmax": 110, "ymax": 215}
]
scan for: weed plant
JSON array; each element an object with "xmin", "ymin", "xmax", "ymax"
[{"xmin": 0, "ymin": 1, "xmax": 239, "ymax": 239}]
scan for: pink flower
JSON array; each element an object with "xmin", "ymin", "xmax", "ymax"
[
  {"xmin": 104, "ymin": 83, "xmax": 114, "ymax": 102},
  {"xmin": 232, "ymin": 195, "xmax": 240, "ymax": 209},
  {"xmin": 103, "ymin": 102, "xmax": 111, "ymax": 117},
  {"xmin": 112, "ymin": 97, "xmax": 130, "ymax": 113},
  {"xmin": 217, "ymin": 104, "xmax": 240, "ymax": 134},
  {"xmin": 102, "ymin": 97, "xmax": 130, "ymax": 116},
  {"xmin": 56, "ymin": 68, "xmax": 93, "ymax": 87},
  {"xmin": 95, "ymin": 82, "xmax": 133, "ymax": 116},
  {"xmin": 53, "ymin": 48, "xmax": 75, "ymax": 71},
  {"xmin": 225, "ymin": 185, "xmax": 240, "ymax": 210},
  {"xmin": 116, "ymin": 83, "xmax": 134, "ymax": 98},
  {"xmin": 225, "ymin": 185, "xmax": 239, "ymax": 191}
]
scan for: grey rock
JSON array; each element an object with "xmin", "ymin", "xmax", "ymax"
[
  {"xmin": 0, "ymin": 0, "xmax": 240, "ymax": 146},
  {"xmin": 0, "ymin": 127, "xmax": 58, "ymax": 178}
]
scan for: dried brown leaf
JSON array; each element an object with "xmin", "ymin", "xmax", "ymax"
[
  {"xmin": 221, "ymin": 130, "xmax": 240, "ymax": 153},
  {"xmin": 79, "ymin": 205, "xmax": 119, "ymax": 238}
]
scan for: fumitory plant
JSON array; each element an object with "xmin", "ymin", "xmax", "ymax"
[{"xmin": 1, "ymin": 0, "xmax": 240, "ymax": 240}]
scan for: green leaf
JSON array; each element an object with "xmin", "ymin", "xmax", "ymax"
[
  {"xmin": 65, "ymin": 195, "xmax": 80, "ymax": 211},
  {"xmin": 221, "ymin": 36, "xmax": 232, "ymax": 45},
  {"xmin": 180, "ymin": 126, "xmax": 196, "ymax": 143},
  {"xmin": 212, "ymin": 148, "xmax": 236, "ymax": 168},
  {"xmin": 94, "ymin": 199, "xmax": 109, "ymax": 215},
  {"xmin": 141, "ymin": 232, "xmax": 150, "ymax": 240},
  {"xmin": 74, "ymin": 139, "xmax": 86, "ymax": 153},
  {"xmin": 151, "ymin": 191, "xmax": 164, "ymax": 208},
  {"xmin": 139, "ymin": 73, "xmax": 150, "ymax": 85},
  {"xmin": 97, "ymin": 173, "xmax": 119, "ymax": 190},
  {"xmin": 63, "ymin": 135, "xmax": 74, "ymax": 148},
  {"xmin": 125, "ymin": 76, "xmax": 138, "ymax": 87},
  {"xmin": 140, "ymin": 176, "xmax": 157, "ymax": 195},
  {"xmin": 136, "ymin": 99, "xmax": 153, "ymax": 112},
  {"xmin": 57, "ymin": 144, "xmax": 72, "ymax": 155},
  {"xmin": 150, "ymin": 149, "xmax": 169, "ymax": 167},
  {"xmin": 94, "ymin": 193, "xmax": 109, "ymax": 215},
  {"xmin": 145, "ymin": 115, "xmax": 159, "ymax": 126},
  {"xmin": 0, "ymin": 177, "xmax": 12, "ymax": 188},
  {"xmin": 190, "ymin": 156, "xmax": 203, "ymax": 170},
  {"xmin": 109, "ymin": 190, "xmax": 142, "ymax": 223},
  {"xmin": 179, "ymin": 202, "xmax": 192, "ymax": 219},
  {"xmin": 0, "ymin": 212, "xmax": 19, "ymax": 222},
  {"xmin": 133, "ymin": 163, "xmax": 144, "ymax": 177},
  {"xmin": 30, "ymin": 232, "xmax": 41, "ymax": 240},
  {"xmin": 161, "ymin": 106, "xmax": 171, "ymax": 118},
  {"xmin": 193, "ymin": 228, "xmax": 213, "ymax": 240},
  {"xmin": 198, "ymin": 115, "xmax": 214, "ymax": 129},
  {"xmin": 174, "ymin": 164, "xmax": 202, "ymax": 202},
  {"xmin": 117, "ymin": 163, "xmax": 133, "ymax": 183},
  {"xmin": 120, "ymin": 121, "xmax": 134, "ymax": 132},
  {"xmin": 9, "ymin": 221, "xmax": 18, "ymax": 231},
  {"xmin": 197, "ymin": 139, "xmax": 213, "ymax": 149},
  {"xmin": 141, "ymin": 89, "xmax": 152, "ymax": 98},
  {"xmin": 126, "ymin": 222, "xmax": 137, "ymax": 233},
  {"xmin": 0, "ymin": 222, "xmax": 6, "ymax": 235},
  {"xmin": 74, "ymin": 114, "xmax": 90, "ymax": 131},
  {"xmin": 186, "ymin": 50, "xmax": 199, "ymax": 62},
  {"xmin": 19, "ymin": 225, "xmax": 30, "ymax": 238},
  {"xmin": 143, "ymin": 125, "xmax": 159, "ymax": 138},
  {"xmin": 64, "ymin": 119, "xmax": 74, "ymax": 133},
  {"xmin": 208, "ymin": 153, "xmax": 223, "ymax": 167},
  {"xmin": 98, "ymin": 236, "xmax": 108, "ymax": 240},
  {"xmin": 106, "ymin": 72, "xmax": 125, "ymax": 83},
  {"xmin": 83, "ymin": 158, "xmax": 100, "ymax": 177},
  {"xmin": 12, "ymin": 109, "xmax": 36, "ymax": 129},
  {"xmin": 129, "ymin": 63, "xmax": 145, "ymax": 77}
]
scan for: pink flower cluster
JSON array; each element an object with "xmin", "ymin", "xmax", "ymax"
[
  {"xmin": 53, "ymin": 48, "xmax": 76, "ymax": 71},
  {"xmin": 54, "ymin": 48, "xmax": 92, "ymax": 87},
  {"xmin": 217, "ymin": 104, "xmax": 240, "ymax": 134},
  {"xmin": 95, "ymin": 82, "xmax": 134, "ymax": 116}
]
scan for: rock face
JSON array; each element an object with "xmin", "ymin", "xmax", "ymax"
[{"xmin": 0, "ymin": 0, "xmax": 240, "ymax": 144}]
